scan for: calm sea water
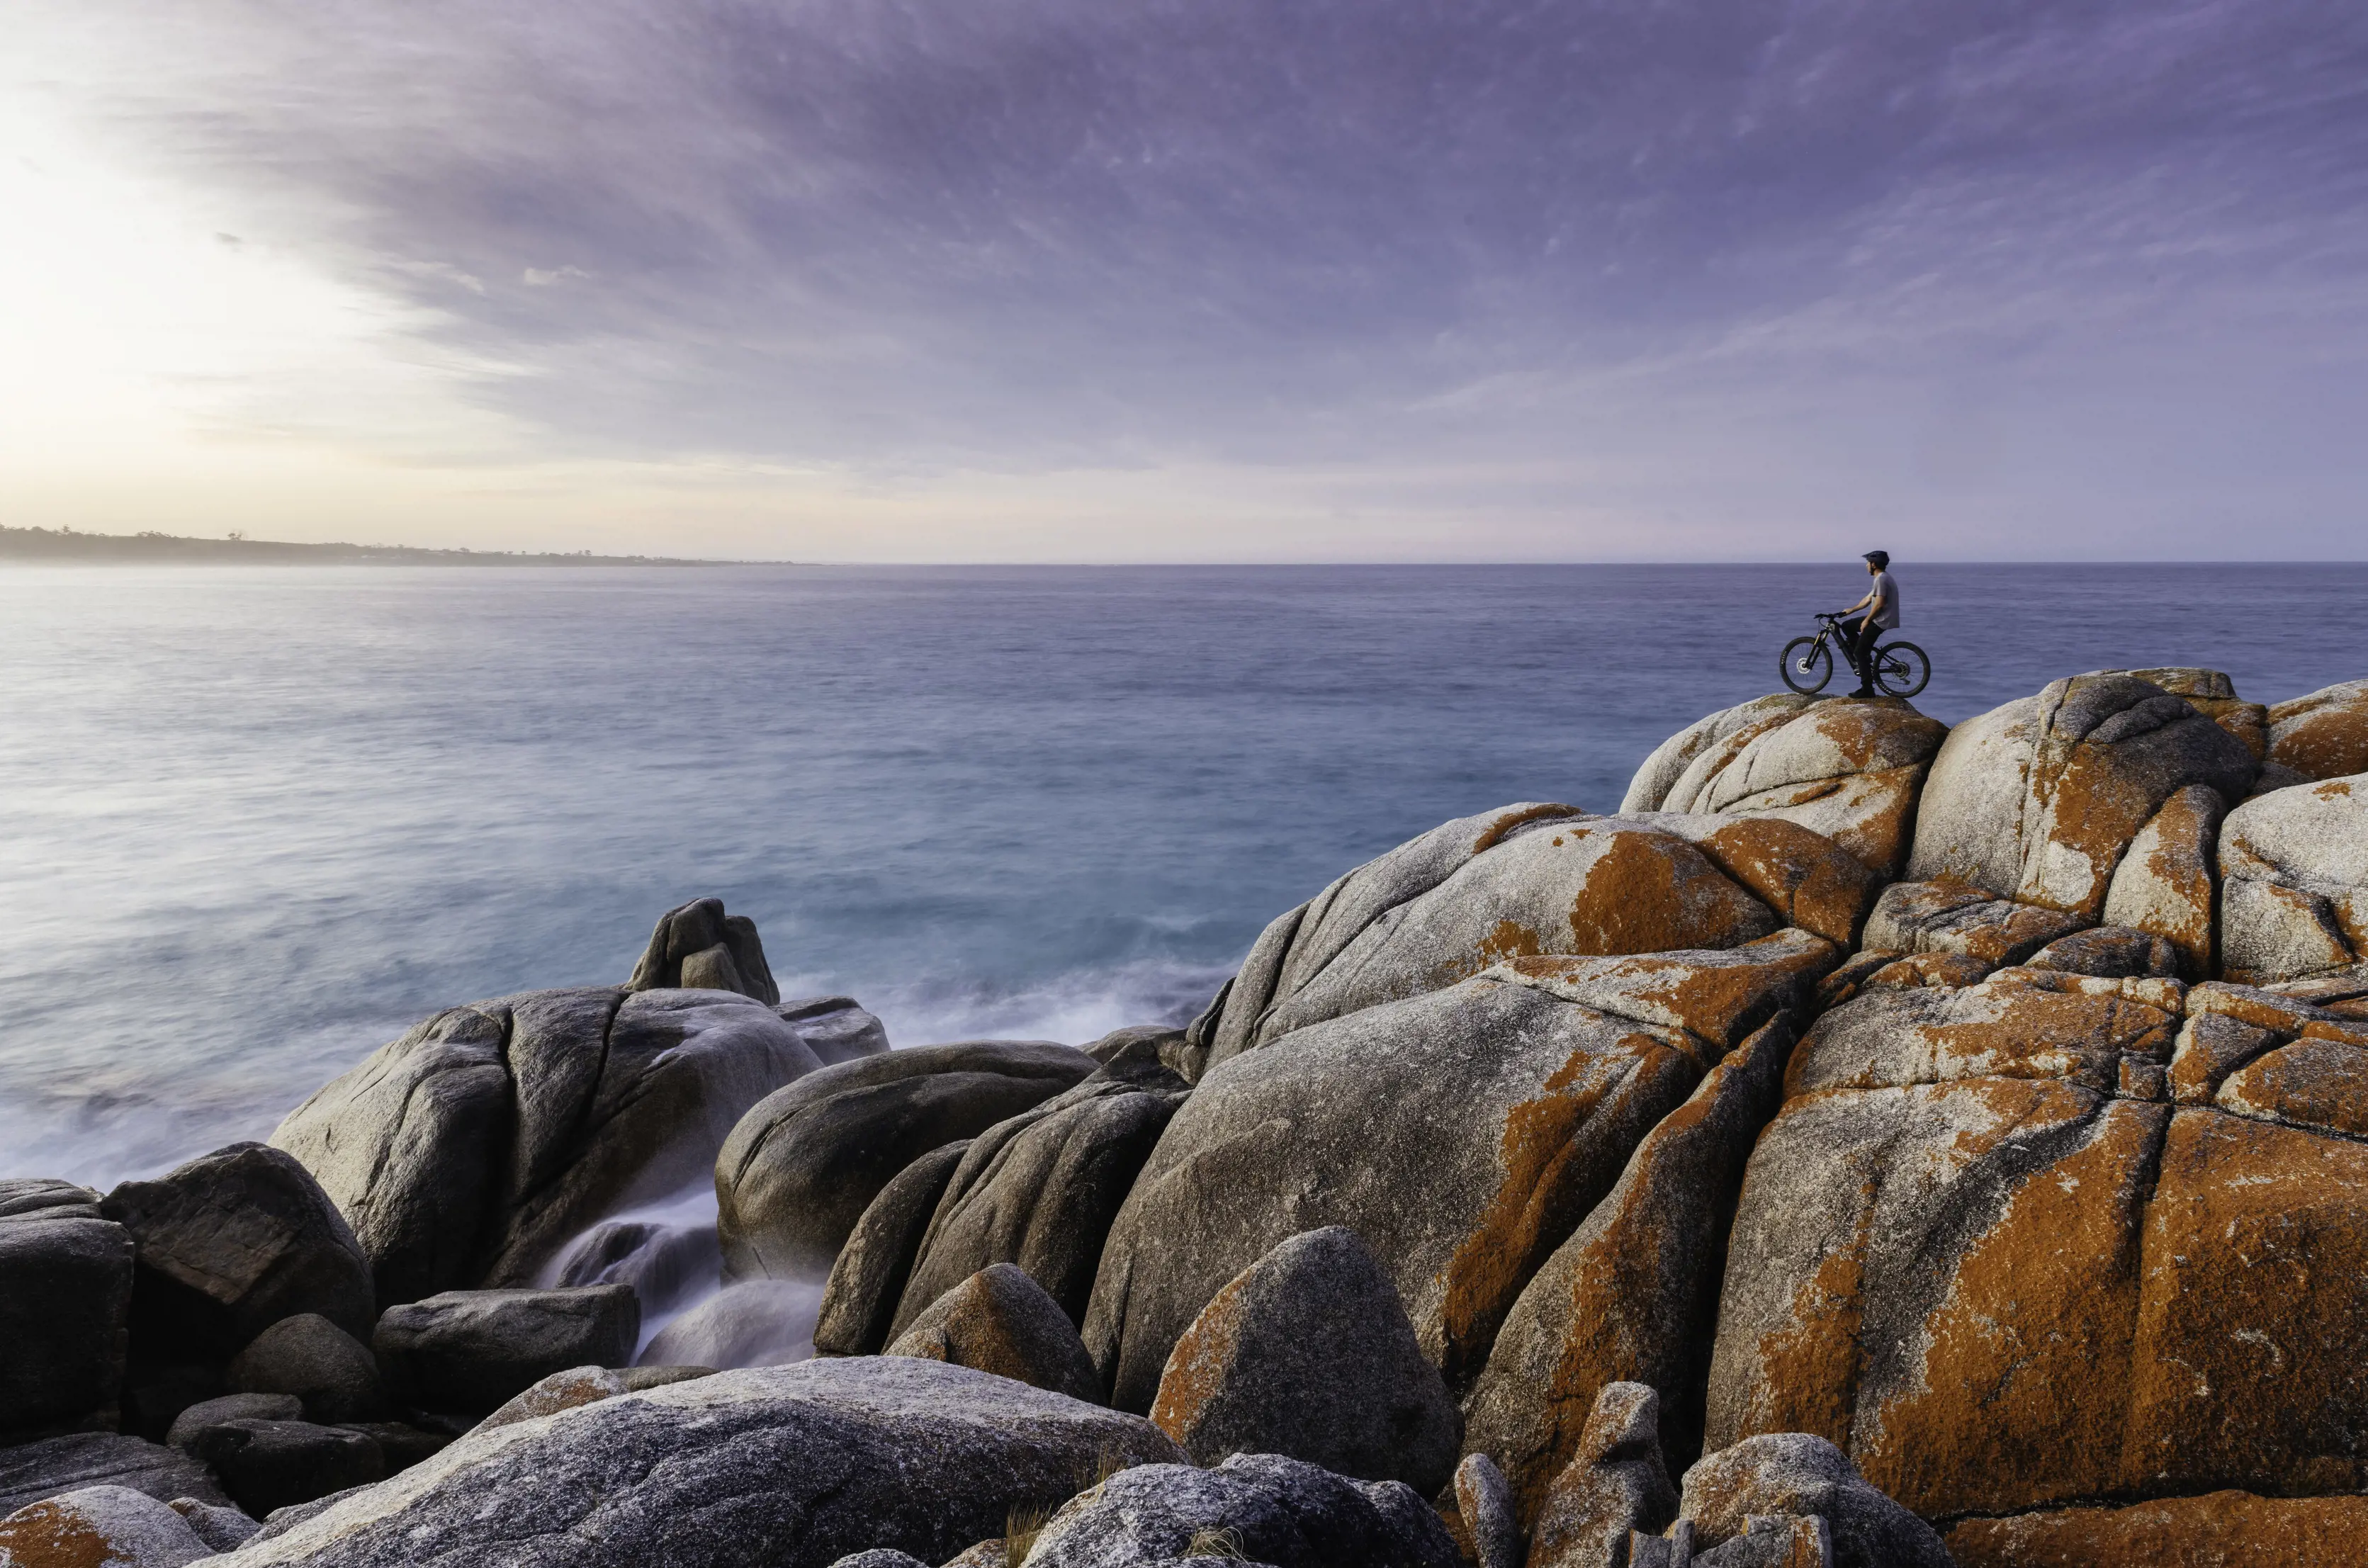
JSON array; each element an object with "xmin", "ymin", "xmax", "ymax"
[{"xmin": 4, "ymin": 562, "xmax": 2361, "ymax": 1189}]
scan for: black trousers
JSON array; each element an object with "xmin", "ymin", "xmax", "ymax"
[{"xmin": 1842, "ymin": 621, "xmax": 1886, "ymax": 688}]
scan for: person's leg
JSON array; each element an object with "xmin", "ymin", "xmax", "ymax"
[{"xmin": 1847, "ymin": 624, "xmax": 1879, "ymax": 691}]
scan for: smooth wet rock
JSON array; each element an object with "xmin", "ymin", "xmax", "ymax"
[
  {"xmin": 227, "ymin": 1314, "xmax": 385, "ymax": 1423},
  {"xmin": 549, "ymin": 1217, "xmax": 719, "ymax": 1315},
  {"xmin": 186, "ymin": 1418, "xmax": 385, "ymax": 1519},
  {"xmin": 1908, "ymin": 672, "xmax": 2257, "ymax": 918},
  {"xmin": 0, "ymin": 1484, "xmax": 216, "ymax": 1568},
  {"xmin": 101, "ymin": 1142, "xmax": 375, "ymax": 1367},
  {"xmin": 626, "ymin": 896, "xmax": 781, "ymax": 1004},
  {"xmin": 1022, "ymin": 1453, "xmax": 1461, "ymax": 1568},
  {"xmin": 1452, "ymin": 1453, "xmax": 1519, "ymax": 1568},
  {"xmin": 890, "ymin": 1059, "xmax": 1189, "ymax": 1334},
  {"xmin": 1190, "ymin": 811, "xmax": 1783, "ymax": 1068},
  {"xmin": 1465, "ymin": 1022, "xmax": 1792, "ymax": 1512},
  {"xmin": 1622, "ymin": 695, "xmax": 1949, "ymax": 877},
  {"xmin": 2267, "ymin": 679, "xmax": 2368, "ymax": 782},
  {"xmin": 205, "ymin": 1357, "xmax": 1185, "ymax": 1568},
  {"xmin": 374, "ymin": 1285, "xmax": 638, "ymax": 1414},
  {"xmin": 167, "ymin": 1392, "xmax": 303, "ymax": 1453},
  {"xmin": 0, "ymin": 1433, "xmax": 229, "ymax": 1517},
  {"xmin": 776, "ymin": 995, "xmax": 891, "ymax": 1064},
  {"xmin": 2217, "ymin": 774, "xmax": 2368, "ymax": 983},
  {"xmin": 274, "ymin": 982, "xmax": 826, "ymax": 1304},
  {"xmin": 1525, "ymin": 1383, "xmax": 1677, "ymax": 1568},
  {"xmin": 1148, "ymin": 1228, "xmax": 1457, "ymax": 1493},
  {"xmin": 1089, "ymin": 932, "xmax": 1836, "ymax": 1411},
  {"xmin": 716, "ymin": 1040, "xmax": 1095, "ymax": 1280},
  {"xmin": 813, "ymin": 1141, "xmax": 972, "ymax": 1357},
  {"xmin": 0, "ymin": 1183, "xmax": 133, "ymax": 1442},
  {"xmin": 885, "ymin": 1264, "xmax": 1101, "ymax": 1402},
  {"xmin": 1679, "ymin": 1436, "xmax": 1947, "ymax": 1568},
  {"xmin": 640, "ymin": 1279, "xmax": 822, "ymax": 1368}
]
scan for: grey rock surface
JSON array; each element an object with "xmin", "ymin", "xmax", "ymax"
[
  {"xmin": 776, "ymin": 995, "xmax": 891, "ymax": 1064},
  {"xmin": 208, "ymin": 1356, "xmax": 1185, "ymax": 1568},
  {"xmin": 1524, "ymin": 1382, "xmax": 1676, "ymax": 1568},
  {"xmin": 626, "ymin": 896, "xmax": 781, "ymax": 1004},
  {"xmin": 716, "ymin": 1040, "xmax": 1095, "ymax": 1280},
  {"xmin": 885, "ymin": 1263, "xmax": 1102, "ymax": 1403},
  {"xmin": 2218, "ymin": 774, "xmax": 2368, "ymax": 983},
  {"xmin": 1677, "ymin": 1435, "xmax": 1948, "ymax": 1568},
  {"xmin": 1088, "ymin": 933, "xmax": 1835, "ymax": 1410},
  {"xmin": 103, "ymin": 1142, "xmax": 376, "ymax": 1365},
  {"xmin": 375, "ymin": 1286, "xmax": 639, "ymax": 1414},
  {"xmin": 824, "ymin": 1554, "xmax": 930, "ymax": 1568},
  {"xmin": 188, "ymin": 1418, "xmax": 386, "ymax": 1519},
  {"xmin": 1021, "ymin": 1452, "xmax": 1460, "ymax": 1568},
  {"xmin": 1907, "ymin": 672, "xmax": 2257, "ymax": 918},
  {"xmin": 471, "ymin": 1365, "xmax": 714, "ymax": 1433},
  {"xmin": 1451, "ymin": 1453, "xmax": 1519, "ymax": 1568},
  {"xmin": 0, "ymin": 1187, "xmax": 133, "ymax": 1441},
  {"xmin": 173, "ymin": 1494, "xmax": 266, "ymax": 1552},
  {"xmin": 227, "ymin": 1314, "xmax": 386, "ymax": 1423},
  {"xmin": 273, "ymin": 983, "xmax": 825, "ymax": 1304},
  {"xmin": 1147, "ymin": 1228, "xmax": 1458, "ymax": 1493},
  {"xmin": 0, "ymin": 1483, "xmax": 218, "ymax": 1568},
  {"xmin": 890, "ymin": 1056, "xmax": 1188, "ymax": 1333},
  {"xmin": 2023, "ymin": 925, "xmax": 2180, "ymax": 978},
  {"xmin": 168, "ymin": 1393, "xmax": 306, "ymax": 1453},
  {"xmin": 0, "ymin": 1433, "xmax": 230, "ymax": 1517},
  {"xmin": 639, "ymin": 1279, "xmax": 823, "ymax": 1368},
  {"xmin": 812, "ymin": 1140, "xmax": 971, "ymax": 1356}
]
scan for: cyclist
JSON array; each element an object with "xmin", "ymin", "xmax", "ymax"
[{"xmin": 1837, "ymin": 551, "xmax": 1900, "ymax": 696}]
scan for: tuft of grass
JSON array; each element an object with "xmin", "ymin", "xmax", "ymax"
[
  {"xmin": 1184, "ymin": 1525, "xmax": 1250, "ymax": 1560},
  {"xmin": 1004, "ymin": 1501, "xmax": 1055, "ymax": 1565}
]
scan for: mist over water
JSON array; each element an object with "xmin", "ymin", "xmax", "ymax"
[{"xmin": 3, "ymin": 562, "xmax": 2360, "ymax": 1190}]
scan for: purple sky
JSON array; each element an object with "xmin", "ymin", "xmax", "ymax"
[{"xmin": 8, "ymin": 0, "xmax": 2366, "ymax": 558}]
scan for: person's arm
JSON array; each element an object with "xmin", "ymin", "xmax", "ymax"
[{"xmin": 1859, "ymin": 577, "xmax": 1887, "ymax": 634}]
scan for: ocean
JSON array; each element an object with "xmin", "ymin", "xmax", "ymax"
[{"xmin": 4, "ymin": 561, "xmax": 2361, "ymax": 1191}]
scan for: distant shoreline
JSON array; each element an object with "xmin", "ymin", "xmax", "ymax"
[{"xmin": 0, "ymin": 526, "xmax": 767, "ymax": 567}]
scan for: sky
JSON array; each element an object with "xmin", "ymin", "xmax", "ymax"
[{"xmin": 5, "ymin": 1, "xmax": 2365, "ymax": 561}]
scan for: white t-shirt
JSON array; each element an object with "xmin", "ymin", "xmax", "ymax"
[{"xmin": 1868, "ymin": 570, "xmax": 1900, "ymax": 628}]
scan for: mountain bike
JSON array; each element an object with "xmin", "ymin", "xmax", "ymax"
[{"xmin": 1781, "ymin": 613, "xmax": 1930, "ymax": 697}]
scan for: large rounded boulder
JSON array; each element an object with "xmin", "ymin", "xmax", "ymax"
[
  {"xmin": 2267, "ymin": 678, "xmax": 2368, "ymax": 782},
  {"xmin": 1087, "ymin": 930, "xmax": 1837, "ymax": 1411},
  {"xmin": 715, "ymin": 1040, "xmax": 1095, "ymax": 1280},
  {"xmin": 1621, "ymin": 694, "xmax": 1949, "ymax": 877},
  {"xmin": 2216, "ymin": 775, "xmax": 2368, "ymax": 984},
  {"xmin": 274, "ymin": 983, "xmax": 832, "ymax": 1305}
]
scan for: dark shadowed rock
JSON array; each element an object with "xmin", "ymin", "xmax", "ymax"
[
  {"xmin": 1088, "ymin": 932, "xmax": 1835, "ymax": 1411},
  {"xmin": 1464, "ymin": 1020, "xmax": 1792, "ymax": 1514},
  {"xmin": 813, "ymin": 1141, "xmax": 971, "ymax": 1357},
  {"xmin": 167, "ymin": 1393, "xmax": 303, "ymax": 1453},
  {"xmin": 884, "ymin": 1264, "xmax": 1101, "ymax": 1402},
  {"xmin": 1679, "ymin": 1435, "xmax": 1948, "ymax": 1568},
  {"xmin": 1907, "ymin": 673, "xmax": 2257, "ymax": 918},
  {"xmin": 1622, "ymin": 695, "xmax": 1949, "ymax": 878},
  {"xmin": 187, "ymin": 1419, "xmax": 385, "ymax": 1519},
  {"xmin": 1022, "ymin": 1452, "xmax": 1460, "ymax": 1568},
  {"xmin": 333, "ymin": 1421, "xmax": 450, "ymax": 1472},
  {"xmin": 626, "ymin": 896, "xmax": 781, "ymax": 1005},
  {"xmin": 0, "ymin": 1484, "xmax": 217, "ymax": 1568},
  {"xmin": 1452, "ymin": 1453, "xmax": 1519, "ymax": 1568},
  {"xmin": 227, "ymin": 1314, "xmax": 385, "ymax": 1424},
  {"xmin": 716, "ymin": 1040, "xmax": 1096, "ymax": 1280},
  {"xmin": 375, "ymin": 1286, "xmax": 638, "ymax": 1414},
  {"xmin": 205, "ymin": 1357, "xmax": 1185, "ymax": 1568},
  {"xmin": 0, "ymin": 1182, "xmax": 133, "ymax": 1443},
  {"xmin": 890, "ymin": 1056, "xmax": 1190, "ymax": 1334},
  {"xmin": 274, "ymin": 981, "xmax": 826, "ymax": 1305},
  {"xmin": 639, "ymin": 1280, "xmax": 823, "ymax": 1368},
  {"xmin": 173, "ymin": 1495, "xmax": 265, "ymax": 1552},
  {"xmin": 776, "ymin": 996, "xmax": 891, "ymax": 1064},
  {"xmin": 1526, "ymin": 1382, "xmax": 1677, "ymax": 1568},
  {"xmin": 1148, "ymin": 1228, "xmax": 1457, "ymax": 1493},
  {"xmin": 103, "ymin": 1142, "xmax": 375, "ymax": 1365},
  {"xmin": 0, "ymin": 1433, "xmax": 229, "ymax": 1517}
]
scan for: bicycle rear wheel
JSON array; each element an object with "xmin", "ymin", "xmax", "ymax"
[
  {"xmin": 1781, "ymin": 636, "xmax": 1833, "ymax": 694},
  {"xmin": 1874, "ymin": 640, "xmax": 1930, "ymax": 698}
]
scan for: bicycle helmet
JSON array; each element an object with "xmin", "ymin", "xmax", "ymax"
[{"xmin": 1863, "ymin": 550, "xmax": 1890, "ymax": 568}]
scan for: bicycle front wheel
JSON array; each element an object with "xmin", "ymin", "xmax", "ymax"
[
  {"xmin": 1781, "ymin": 636, "xmax": 1833, "ymax": 694},
  {"xmin": 1874, "ymin": 640, "xmax": 1930, "ymax": 699}
]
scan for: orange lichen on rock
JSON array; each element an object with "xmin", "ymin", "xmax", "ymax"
[
  {"xmin": 1690, "ymin": 817, "xmax": 1883, "ymax": 946},
  {"xmin": 2215, "ymin": 1036, "xmax": 2368, "ymax": 1138},
  {"xmin": 1499, "ymin": 929, "xmax": 1837, "ymax": 1068},
  {"xmin": 2267, "ymin": 679, "xmax": 2368, "ymax": 782},
  {"xmin": 0, "ymin": 1499, "xmax": 121, "ymax": 1568},
  {"xmin": 1564, "ymin": 830, "xmax": 1764, "ymax": 957},
  {"xmin": 1947, "ymin": 1490, "xmax": 2368, "ymax": 1568}
]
